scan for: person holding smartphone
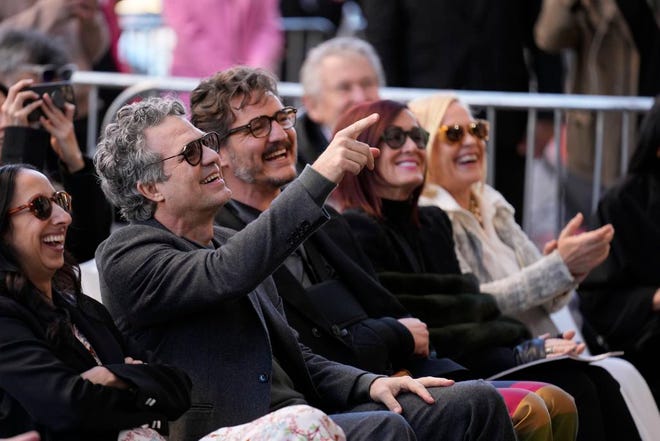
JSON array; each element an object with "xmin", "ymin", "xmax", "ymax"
[{"xmin": 0, "ymin": 29, "xmax": 112, "ymax": 263}]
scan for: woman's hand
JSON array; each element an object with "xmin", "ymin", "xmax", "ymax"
[
  {"xmin": 39, "ymin": 95, "xmax": 85, "ymax": 173},
  {"xmin": 556, "ymin": 213, "xmax": 614, "ymax": 283},
  {"xmin": 124, "ymin": 356, "xmax": 144, "ymax": 365},
  {"xmin": 68, "ymin": 0, "xmax": 100, "ymax": 21},
  {"xmin": 541, "ymin": 331, "xmax": 586, "ymax": 358},
  {"xmin": 0, "ymin": 431, "xmax": 40, "ymax": 441},
  {"xmin": 80, "ymin": 366, "xmax": 131, "ymax": 389},
  {"xmin": 0, "ymin": 79, "xmax": 42, "ymax": 128}
]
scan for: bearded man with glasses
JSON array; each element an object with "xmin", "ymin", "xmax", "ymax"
[
  {"xmin": 93, "ymin": 66, "xmax": 516, "ymax": 441},
  {"xmin": 189, "ymin": 66, "xmax": 515, "ymax": 441}
]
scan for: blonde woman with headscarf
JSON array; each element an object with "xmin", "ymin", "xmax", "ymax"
[
  {"xmin": 408, "ymin": 94, "xmax": 614, "ymax": 338},
  {"xmin": 409, "ymin": 93, "xmax": 660, "ymax": 441}
]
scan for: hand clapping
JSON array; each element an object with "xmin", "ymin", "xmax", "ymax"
[{"xmin": 544, "ymin": 213, "xmax": 614, "ymax": 283}]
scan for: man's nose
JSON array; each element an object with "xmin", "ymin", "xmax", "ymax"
[
  {"xmin": 349, "ymin": 85, "xmax": 368, "ymax": 103},
  {"xmin": 268, "ymin": 120, "xmax": 288, "ymax": 141},
  {"xmin": 202, "ymin": 144, "xmax": 222, "ymax": 165}
]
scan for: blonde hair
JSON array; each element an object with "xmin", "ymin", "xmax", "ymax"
[{"xmin": 408, "ymin": 93, "xmax": 486, "ymax": 199}]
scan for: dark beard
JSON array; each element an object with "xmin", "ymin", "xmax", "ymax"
[{"xmin": 232, "ymin": 164, "xmax": 296, "ymax": 189}]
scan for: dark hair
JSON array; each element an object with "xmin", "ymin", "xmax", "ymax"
[
  {"xmin": 190, "ymin": 66, "xmax": 280, "ymax": 138},
  {"xmin": 0, "ymin": 164, "xmax": 81, "ymax": 346},
  {"xmin": 628, "ymin": 96, "xmax": 660, "ymax": 175},
  {"xmin": 0, "ymin": 29, "xmax": 70, "ymax": 80},
  {"xmin": 331, "ymin": 100, "xmax": 424, "ymax": 223}
]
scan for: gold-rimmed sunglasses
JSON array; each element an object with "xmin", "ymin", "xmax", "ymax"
[{"xmin": 438, "ymin": 120, "xmax": 489, "ymax": 145}]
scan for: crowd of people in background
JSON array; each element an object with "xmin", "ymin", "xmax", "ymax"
[{"xmin": 1, "ymin": 1, "xmax": 659, "ymax": 440}]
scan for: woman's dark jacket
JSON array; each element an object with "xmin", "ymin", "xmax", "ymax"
[
  {"xmin": 579, "ymin": 172, "xmax": 660, "ymax": 355},
  {"xmin": 341, "ymin": 199, "xmax": 531, "ymax": 376},
  {"xmin": 0, "ymin": 291, "xmax": 191, "ymax": 441}
]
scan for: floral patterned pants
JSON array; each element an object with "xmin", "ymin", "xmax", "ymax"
[{"xmin": 199, "ymin": 405, "xmax": 346, "ymax": 441}]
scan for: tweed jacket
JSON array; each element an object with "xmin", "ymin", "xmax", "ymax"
[
  {"xmin": 0, "ymin": 292, "xmax": 191, "ymax": 441},
  {"xmin": 420, "ymin": 184, "xmax": 574, "ymax": 336},
  {"xmin": 96, "ymin": 168, "xmax": 380, "ymax": 441}
]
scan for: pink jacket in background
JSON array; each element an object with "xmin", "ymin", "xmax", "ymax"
[{"xmin": 162, "ymin": 0, "xmax": 284, "ymax": 77}]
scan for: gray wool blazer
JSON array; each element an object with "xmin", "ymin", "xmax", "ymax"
[{"xmin": 96, "ymin": 168, "xmax": 380, "ymax": 441}]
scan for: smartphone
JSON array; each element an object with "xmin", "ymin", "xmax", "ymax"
[{"xmin": 22, "ymin": 81, "xmax": 75, "ymax": 122}]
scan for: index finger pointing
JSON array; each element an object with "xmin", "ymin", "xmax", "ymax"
[{"xmin": 337, "ymin": 113, "xmax": 380, "ymax": 139}]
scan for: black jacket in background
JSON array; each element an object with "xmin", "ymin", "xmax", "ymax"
[{"xmin": 579, "ymin": 171, "xmax": 660, "ymax": 402}]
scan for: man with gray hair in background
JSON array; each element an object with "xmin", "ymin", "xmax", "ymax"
[{"xmin": 297, "ymin": 36, "xmax": 384, "ymax": 171}]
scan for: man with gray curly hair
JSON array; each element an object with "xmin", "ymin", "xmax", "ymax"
[
  {"xmin": 94, "ymin": 98, "xmax": 184, "ymax": 222},
  {"xmin": 297, "ymin": 36, "xmax": 384, "ymax": 172},
  {"xmin": 93, "ymin": 75, "xmax": 515, "ymax": 441}
]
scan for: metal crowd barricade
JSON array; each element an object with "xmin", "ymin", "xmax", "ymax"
[{"xmin": 73, "ymin": 70, "xmax": 654, "ymax": 236}]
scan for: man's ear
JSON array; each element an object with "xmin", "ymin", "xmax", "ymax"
[{"xmin": 136, "ymin": 180, "xmax": 164, "ymax": 202}]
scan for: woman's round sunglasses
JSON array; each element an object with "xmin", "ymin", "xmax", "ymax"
[
  {"xmin": 8, "ymin": 191, "xmax": 72, "ymax": 221},
  {"xmin": 438, "ymin": 120, "xmax": 490, "ymax": 145},
  {"xmin": 381, "ymin": 126, "xmax": 430, "ymax": 149}
]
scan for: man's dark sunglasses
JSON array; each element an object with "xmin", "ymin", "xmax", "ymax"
[
  {"xmin": 154, "ymin": 132, "xmax": 222, "ymax": 167},
  {"xmin": 438, "ymin": 120, "xmax": 490, "ymax": 145},
  {"xmin": 222, "ymin": 106, "xmax": 297, "ymax": 140},
  {"xmin": 381, "ymin": 126, "xmax": 430, "ymax": 149},
  {"xmin": 8, "ymin": 191, "xmax": 72, "ymax": 220}
]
